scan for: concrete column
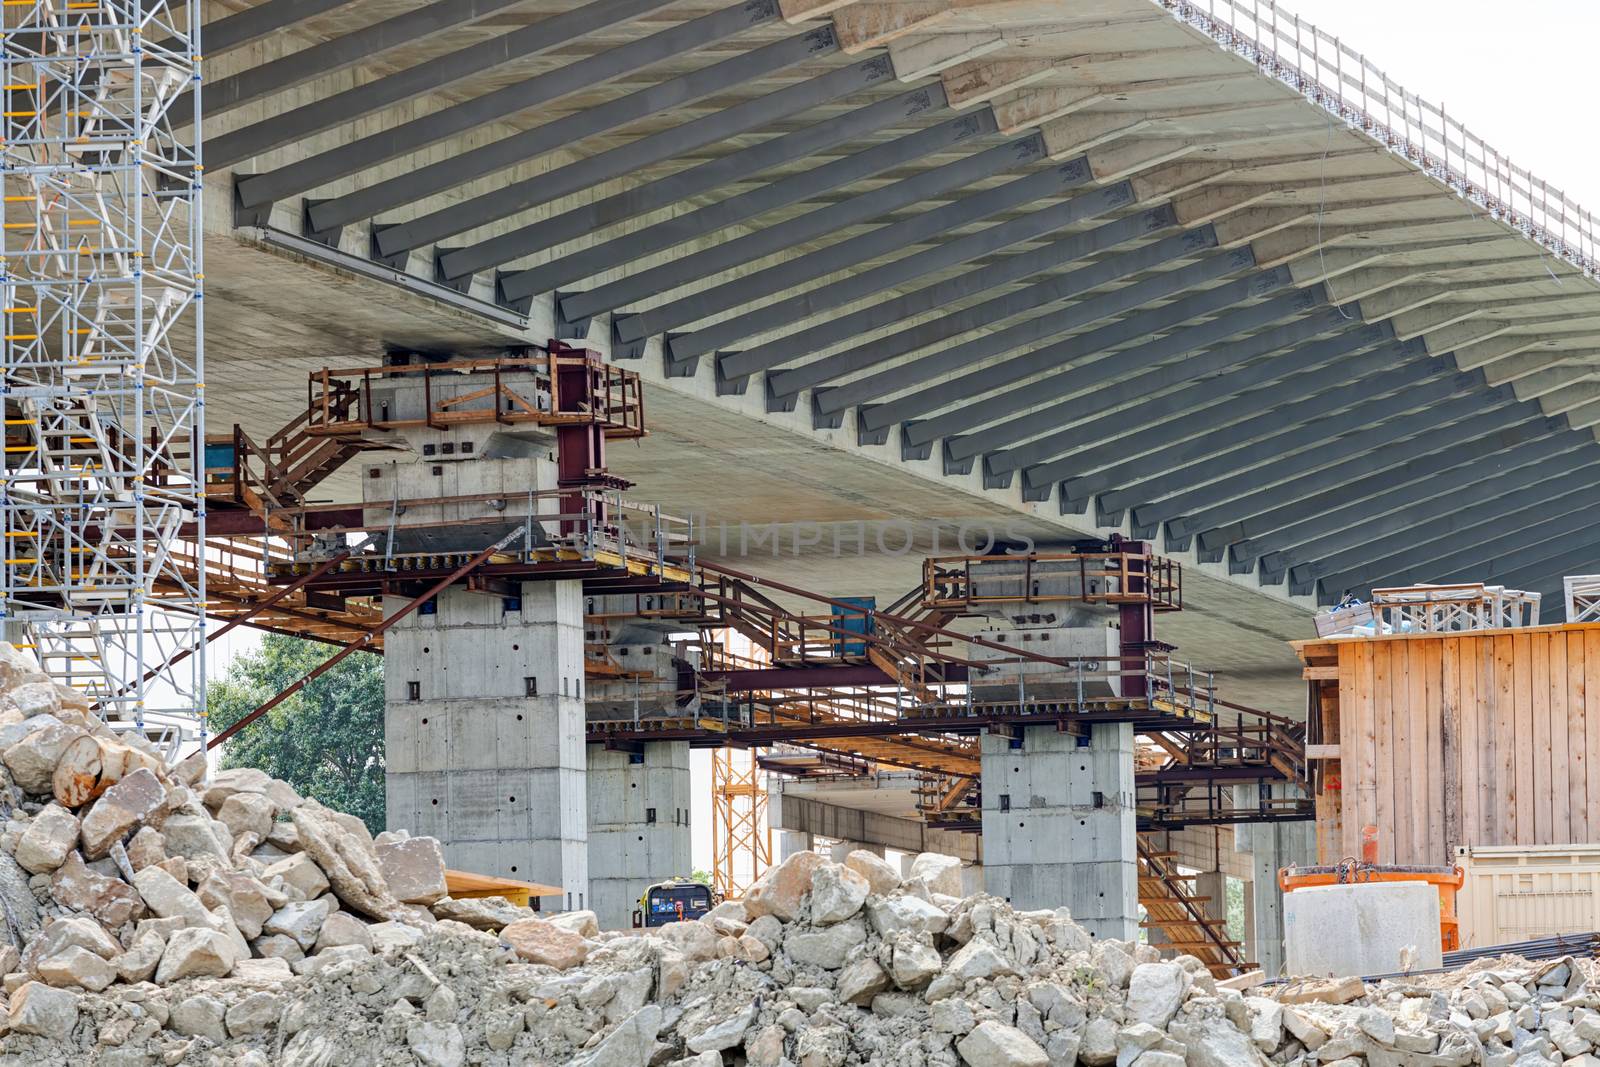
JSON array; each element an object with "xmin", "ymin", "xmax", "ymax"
[
  {"xmin": 981, "ymin": 722, "xmax": 1137, "ymax": 940},
  {"xmin": 385, "ymin": 582, "xmax": 588, "ymax": 912},
  {"xmin": 586, "ymin": 741, "xmax": 691, "ymax": 931},
  {"xmin": 778, "ymin": 830, "xmax": 813, "ymax": 860},
  {"xmin": 1234, "ymin": 784, "xmax": 1315, "ymax": 975}
]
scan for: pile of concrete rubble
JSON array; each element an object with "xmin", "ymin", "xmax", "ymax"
[{"xmin": 0, "ymin": 641, "xmax": 1596, "ymax": 1066}]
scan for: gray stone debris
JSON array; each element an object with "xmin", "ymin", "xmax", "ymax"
[{"xmin": 0, "ymin": 641, "xmax": 1592, "ymax": 1066}]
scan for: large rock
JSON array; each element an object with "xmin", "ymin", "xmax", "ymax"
[
  {"xmin": 154, "ymin": 926, "xmax": 238, "ymax": 984},
  {"xmin": 572, "ymin": 1004, "xmax": 661, "ymax": 1067},
  {"xmin": 784, "ymin": 917, "xmax": 866, "ymax": 969},
  {"xmin": 956, "ymin": 1021, "xmax": 1049, "ymax": 1067},
  {"xmin": 845, "ymin": 850, "xmax": 901, "ymax": 896},
  {"xmin": 375, "ymin": 835, "xmax": 449, "ymax": 904},
  {"xmin": 36, "ymin": 944, "xmax": 116, "ymax": 992},
  {"xmin": 946, "ymin": 938, "xmax": 1016, "ymax": 983},
  {"xmin": 6, "ymin": 980, "xmax": 79, "ymax": 1040},
  {"xmin": 501, "ymin": 917, "xmax": 589, "ymax": 969},
  {"xmin": 431, "ymin": 895, "xmax": 530, "ymax": 930},
  {"xmin": 315, "ymin": 911, "xmax": 375, "ymax": 954},
  {"xmin": 262, "ymin": 898, "xmax": 335, "ymax": 950},
  {"xmin": 50, "ymin": 850, "xmax": 145, "ymax": 927},
  {"xmin": 407, "ymin": 1021, "xmax": 466, "ymax": 1067},
  {"xmin": 888, "ymin": 936, "xmax": 943, "ymax": 988},
  {"xmin": 1181, "ymin": 1022, "xmax": 1271, "ymax": 1067},
  {"xmin": 686, "ymin": 1002, "xmax": 757, "ymax": 1054},
  {"xmin": 1127, "ymin": 962, "xmax": 1190, "ymax": 1029},
  {"xmin": 22, "ymin": 916, "xmax": 120, "ymax": 974},
  {"xmin": 51, "ymin": 735, "xmax": 162, "ymax": 809},
  {"xmin": 0, "ymin": 642, "xmax": 44, "ymax": 689},
  {"xmin": 867, "ymin": 893, "xmax": 949, "ymax": 938},
  {"xmin": 196, "ymin": 869, "xmax": 277, "ymax": 940},
  {"xmin": 744, "ymin": 850, "xmax": 826, "ymax": 922},
  {"xmin": 115, "ymin": 930, "xmax": 165, "ymax": 984},
  {"xmin": 217, "ymin": 791, "xmax": 275, "ymax": 840},
  {"xmin": 159, "ymin": 811, "xmax": 232, "ymax": 864},
  {"xmin": 7, "ymin": 681, "xmax": 60, "ymax": 719},
  {"xmin": 909, "ymin": 853, "xmax": 964, "ymax": 896},
  {"xmin": 15, "ymin": 802, "xmax": 80, "ymax": 873},
  {"xmin": 124, "ymin": 826, "xmax": 166, "ymax": 871},
  {"xmin": 4, "ymin": 722, "xmax": 87, "ymax": 795},
  {"xmin": 132, "ymin": 864, "xmax": 215, "ymax": 927},
  {"xmin": 292, "ymin": 802, "xmax": 406, "ymax": 920},
  {"xmin": 75, "ymin": 767, "xmax": 167, "ymax": 860},
  {"xmin": 263, "ymin": 851, "xmax": 330, "ymax": 901},
  {"xmin": 809, "ymin": 862, "xmax": 870, "ymax": 925},
  {"xmin": 225, "ymin": 991, "xmax": 283, "ymax": 1037},
  {"xmin": 170, "ymin": 994, "xmax": 228, "ymax": 1044},
  {"xmin": 837, "ymin": 957, "xmax": 890, "ymax": 1005}
]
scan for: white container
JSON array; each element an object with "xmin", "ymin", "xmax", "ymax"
[
  {"xmin": 1284, "ymin": 882, "xmax": 1442, "ymax": 978},
  {"xmin": 1457, "ymin": 844, "xmax": 1600, "ymax": 949}
]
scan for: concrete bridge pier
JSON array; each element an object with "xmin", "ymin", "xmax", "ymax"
[
  {"xmin": 980, "ymin": 723, "xmax": 1138, "ymax": 940},
  {"xmin": 384, "ymin": 581, "xmax": 589, "ymax": 912},
  {"xmin": 586, "ymin": 741, "xmax": 693, "ymax": 930}
]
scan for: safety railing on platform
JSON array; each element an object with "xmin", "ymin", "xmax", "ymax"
[{"xmin": 1161, "ymin": 0, "xmax": 1598, "ymax": 276}]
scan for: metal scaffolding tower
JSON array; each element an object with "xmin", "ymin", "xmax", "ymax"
[
  {"xmin": 712, "ymin": 746, "xmax": 771, "ymax": 899},
  {"xmin": 2, "ymin": 0, "xmax": 204, "ymax": 747}
]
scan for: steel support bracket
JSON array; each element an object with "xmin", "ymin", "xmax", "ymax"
[
  {"xmin": 810, "ymin": 390, "xmax": 844, "ymax": 429},
  {"xmin": 432, "ymin": 248, "xmax": 475, "ymax": 294},
  {"xmin": 1257, "ymin": 566, "xmax": 1287, "ymax": 586},
  {"xmin": 609, "ymin": 312, "xmax": 647, "ymax": 360},
  {"xmin": 1056, "ymin": 484, "xmax": 1089, "ymax": 514},
  {"xmin": 494, "ymin": 271, "xmax": 534, "ymax": 316},
  {"xmin": 366, "ymin": 223, "xmax": 407, "ymax": 268},
  {"xmin": 900, "ymin": 423, "xmax": 933, "ymax": 462},
  {"xmin": 941, "ymin": 439, "xmax": 973, "ymax": 477},
  {"xmin": 303, "ymin": 199, "xmax": 345, "ymax": 249},
  {"xmin": 665, "ymin": 334, "xmax": 699, "ymax": 379},
  {"xmin": 981, "ymin": 454, "xmax": 1013, "ymax": 490},
  {"xmin": 856, "ymin": 405, "xmax": 889, "ymax": 446},
  {"xmin": 764, "ymin": 372, "xmax": 797, "ymax": 412},
  {"xmin": 714, "ymin": 355, "xmax": 750, "ymax": 397},
  {"xmin": 555, "ymin": 292, "xmax": 595, "ymax": 342},
  {"xmin": 232, "ymin": 177, "xmax": 272, "ymax": 228}
]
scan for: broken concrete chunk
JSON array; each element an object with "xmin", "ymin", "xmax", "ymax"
[
  {"xmin": 14, "ymin": 802, "xmax": 79, "ymax": 874},
  {"xmin": 78, "ymin": 767, "xmax": 167, "ymax": 858},
  {"xmin": 501, "ymin": 917, "xmax": 589, "ymax": 970},
  {"xmin": 6, "ymin": 980, "xmax": 80, "ymax": 1040},
  {"xmin": 375, "ymin": 834, "xmax": 449, "ymax": 905},
  {"xmin": 845, "ymin": 849, "xmax": 902, "ymax": 895},
  {"xmin": 744, "ymin": 850, "xmax": 825, "ymax": 922},
  {"xmin": 315, "ymin": 910, "xmax": 375, "ymax": 954},
  {"xmin": 51, "ymin": 735, "xmax": 162, "ymax": 809},
  {"xmin": 263, "ymin": 850, "xmax": 331, "ymax": 901},
  {"xmin": 956, "ymin": 1020, "xmax": 1049, "ymax": 1067},
  {"xmin": 114, "ymin": 930, "xmax": 165, "ymax": 984},
  {"xmin": 158, "ymin": 811, "xmax": 232, "ymax": 865},
  {"xmin": 217, "ymin": 790, "xmax": 276, "ymax": 841},
  {"xmin": 124, "ymin": 825, "xmax": 166, "ymax": 871},
  {"xmin": 36, "ymin": 944, "xmax": 115, "ymax": 992},
  {"xmin": 4, "ymin": 722, "xmax": 87, "ymax": 796},
  {"xmin": 49, "ymin": 850, "xmax": 145, "ymax": 927},
  {"xmin": 154, "ymin": 926, "xmax": 238, "ymax": 984},
  {"xmin": 809, "ymin": 861, "xmax": 870, "ymax": 925},
  {"xmin": 292, "ymin": 802, "xmax": 406, "ymax": 921},
  {"xmin": 430, "ymin": 895, "xmax": 530, "ymax": 930},
  {"xmin": 908, "ymin": 852, "xmax": 964, "ymax": 896},
  {"xmin": 262, "ymin": 898, "xmax": 335, "ymax": 951}
]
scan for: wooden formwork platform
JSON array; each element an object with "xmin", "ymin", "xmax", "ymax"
[{"xmin": 1295, "ymin": 623, "xmax": 1600, "ymax": 866}]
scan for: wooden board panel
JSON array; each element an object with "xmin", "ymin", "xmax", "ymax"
[
  {"xmin": 1550, "ymin": 633, "xmax": 1572, "ymax": 844},
  {"xmin": 1303, "ymin": 625, "xmax": 1600, "ymax": 862},
  {"xmin": 1374, "ymin": 640, "xmax": 1396, "ymax": 863},
  {"xmin": 1531, "ymin": 633, "xmax": 1553, "ymax": 843},
  {"xmin": 1442, "ymin": 636, "xmax": 1462, "ymax": 857},
  {"xmin": 1499, "ymin": 634, "xmax": 1519, "ymax": 846},
  {"xmin": 1423, "ymin": 637, "xmax": 1444, "ymax": 865}
]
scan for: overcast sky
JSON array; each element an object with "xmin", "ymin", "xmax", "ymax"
[{"xmin": 1281, "ymin": 0, "xmax": 1598, "ymax": 206}]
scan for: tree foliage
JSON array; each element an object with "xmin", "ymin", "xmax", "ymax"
[{"xmin": 206, "ymin": 634, "xmax": 386, "ymax": 834}]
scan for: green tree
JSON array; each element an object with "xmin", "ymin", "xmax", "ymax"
[{"xmin": 206, "ymin": 634, "xmax": 386, "ymax": 834}]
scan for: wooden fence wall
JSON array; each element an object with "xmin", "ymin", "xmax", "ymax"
[{"xmin": 1321, "ymin": 626, "xmax": 1600, "ymax": 866}]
